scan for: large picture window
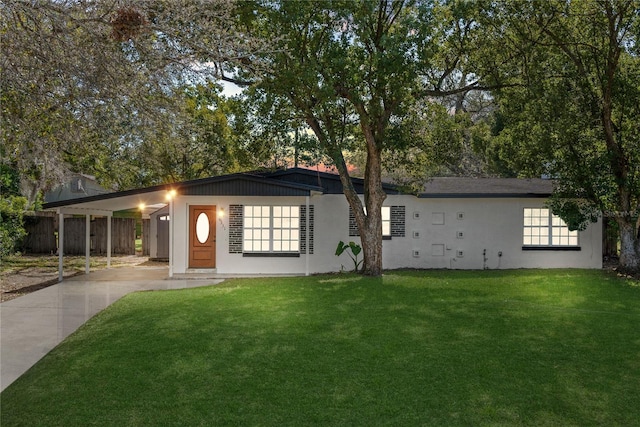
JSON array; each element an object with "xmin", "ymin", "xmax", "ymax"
[
  {"xmin": 243, "ymin": 206, "xmax": 300, "ymax": 253},
  {"xmin": 523, "ymin": 208, "xmax": 578, "ymax": 247}
]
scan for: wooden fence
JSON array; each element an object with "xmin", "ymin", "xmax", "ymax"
[
  {"xmin": 62, "ymin": 217, "xmax": 87, "ymax": 255},
  {"xmin": 22, "ymin": 215, "xmax": 57, "ymax": 254},
  {"xmin": 142, "ymin": 219, "xmax": 150, "ymax": 256},
  {"xmin": 62, "ymin": 217, "xmax": 136, "ymax": 255},
  {"xmin": 23, "ymin": 216, "xmax": 136, "ymax": 255},
  {"xmin": 93, "ymin": 217, "xmax": 136, "ymax": 255}
]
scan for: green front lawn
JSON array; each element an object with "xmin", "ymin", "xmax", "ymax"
[{"xmin": 2, "ymin": 270, "xmax": 639, "ymax": 426}]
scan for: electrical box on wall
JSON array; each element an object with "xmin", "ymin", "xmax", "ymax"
[
  {"xmin": 456, "ymin": 250, "xmax": 464, "ymax": 258},
  {"xmin": 457, "ymin": 212, "xmax": 465, "ymax": 220},
  {"xmin": 413, "ymin": 211, "xmax": 420, "ymax": 219},
  {"xmin": 413, "ymin": 231, "xmax": 420, "ymax": 239},
  {"xmin": 413, "ymin": 250, "xmax": 420, "ymax": 258},
  {"xmin": 457, "ymin": 231, "xmax": 464, "ymax": 239}
]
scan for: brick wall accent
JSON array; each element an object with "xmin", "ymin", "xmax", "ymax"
[
  {"xmin": 300, "ymin": 205, "xmax": 315, "ymax": 254},
  {"xmin": 349, "ymin": 207, "xmax": 359, "ymax": 236},
  {"xmin": 229, "ymin": 204, "xmax": 243, "ymax": 253},
  {"xmin": 391, "ymin": 206, "xmax": 406, "ymax": 237}
]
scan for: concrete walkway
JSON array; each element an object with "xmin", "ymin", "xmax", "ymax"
[{"xmin": 0, "ymin": 266, "xmax": 221, "ymax": 392}]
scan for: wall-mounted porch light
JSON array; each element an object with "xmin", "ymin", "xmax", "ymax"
[
  {"xmin": 218, "ymin": 207, "xmax": 226, "ymax": 229},
  {"xmin": 165, "ymin": 189, "xmax": 177, "ymax": 201}
]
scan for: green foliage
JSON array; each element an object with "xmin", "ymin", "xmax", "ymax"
[
  {"xmin": 133, "ymin": 83, "xmax": 249, "ymax": 184},
  {"xmin": 0, "ymin": 164, "xmax": 20, "ymax": 196},
  {"xmin": 228, "ymin": 87, "xmax": 327, "ymax": 169},
  {"xmin": 335, "ymin": 240, "xmax": 363, "ymax": 273},
  {"xmin": 0, "ymin": 195, "xmax": 28, "ymax": 260},
  {"xmin": 547, "ymin": 198, "xmax": 601, "ymax": 232},
  {"xmin": 2, "ymin": 1, "xmax": 266, "ymax": 194},
  {"xmin": 476, "ymin": 0, "xmax": 640, "ymax": 268},
  {"xmin": 0, "ymin": 164, "xmax": 27, "ymax": 259},
  {"xmin": 239, "ymin": 1, "xmax": 492, "ymax": 275}
]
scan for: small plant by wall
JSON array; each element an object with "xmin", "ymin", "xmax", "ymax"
[{"xmin": 335, "ymin": 241, "xmax": 363, "ymax": 273}]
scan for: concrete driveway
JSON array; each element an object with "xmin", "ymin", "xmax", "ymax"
[{"xmin": 0, "ymin": 266, "xmax": 221, "ymax": 392}]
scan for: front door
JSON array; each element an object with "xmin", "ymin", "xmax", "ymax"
[{"xmin": 189, "ymin": 205, "xmax": 216, "ymax": 268}]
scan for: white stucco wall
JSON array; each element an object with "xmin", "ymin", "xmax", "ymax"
[
  {"xmin": 379, "ymin": 196, "xmax": 602, "ymax": 271},
  {"xmin": 167, "ymin": 194, "xmax": 602, "ymax": 275},
  {"xmin": 172, "ymin": 196, "xmax": 315, "ymax": 275}
]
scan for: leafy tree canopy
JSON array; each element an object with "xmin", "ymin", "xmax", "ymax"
[
  {"xmin": 1, "ymin": 0, "xmax": 267, "ymax": 199},
  {"xmin": 234, "ymin": 0, "xmax": 495, "ymax": 275},
  {"xmin": 479, "ymin": 0, "xmax": 640, "ymax": 270}
]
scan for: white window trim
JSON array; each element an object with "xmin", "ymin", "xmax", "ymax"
[
  {"xmin": 381, "ymin": 206, "xmax": 391, "ymax": 237},
  {"xmin": 523, "ymin": 208, "xmax": 579, "ymax": 247},
  {"xmin": 243, "ymin": 205, "xmax": 300, "ymax": 254}
]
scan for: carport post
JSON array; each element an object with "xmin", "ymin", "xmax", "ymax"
[
  {"xmin": 169, "ymin": 197, "xmax": 174, "ymax": 278},
  {"xmin": 85, "ymin": 214, "xmax": 91, "ymax": 274},
  {"xmin": 107, "ymin": 214, "xmax": 112, "ymax": 269},
  {"xmin": 58, "ymin": 212, "xmax": 64, "ymax": 282}
]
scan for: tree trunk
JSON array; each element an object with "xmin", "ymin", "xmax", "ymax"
[
  {"xmin": 358, "ymin": 191, "xmax": 385, "ymax": 276},
  {"xmin": 331, "ymin": 151, "xmax": 386, "ymax": 277},
  {"xmin": 617, "ymin": 217, "xmax": 640, "ymax": 272},
  {"xmin": 351, "ymin": 113, "xmax": 387, "ymax": 276}
]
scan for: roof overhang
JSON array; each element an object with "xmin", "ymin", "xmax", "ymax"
[
  {"xmin": 417, "ymin": 177, "xmax": 554, "ymax": 198},
  {"xmin": 418, "ymin": 193, "xmax": 551, "ymax": 198},
  {"xmin": 41, "ymin": 173, "xmax": 324, "ymax": 215}
]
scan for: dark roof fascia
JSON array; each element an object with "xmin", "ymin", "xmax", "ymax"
[
  {"xmin": 198, "ymin": 173, "xmax": 324, "ymax": 193},
  {"xmin": 42, "ymin": 173, "xmax": 324, "ymax": 209},
  {"xmin": 418, "ymin": 193, "xmax": 551, "ymax": 199},
  {"xmin": 417, "ymin": 177, "xmax": 555, "ymax": 198},
  {"xmin": 265, "ymin": 168, "xmax": 403, "ymax": 194}
]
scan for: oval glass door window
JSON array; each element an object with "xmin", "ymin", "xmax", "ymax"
[{"xmin": 195, "ymin": 212, "xmax": 210, "ymax": 244}]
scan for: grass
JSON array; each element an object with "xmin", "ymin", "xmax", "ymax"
[{"xmin": 1, "ymin": 270, "xmax": 639, "ymax": 426}]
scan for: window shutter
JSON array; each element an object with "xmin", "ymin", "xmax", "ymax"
[
  {"xmin": 300, "ymin": 205, "xmax": 315, "ymax": 254},
  {"xmin": 391, "ymin": 206, "xmax": 405, "ymax": 237},
  {"xmin": 229, "ymin": 204, "xmax": 243, "ymax": 253},
  {"xmin": 348, "ymin": 207, "xmax": 359, "ymax": 236}
]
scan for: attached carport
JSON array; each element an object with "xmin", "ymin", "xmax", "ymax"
[{"xmin": 42, "ymin": 183, "xmax": 178, "ymax": 282}]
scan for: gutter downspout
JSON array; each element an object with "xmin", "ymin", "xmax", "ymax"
[
  {"xmin": 169, "ymin": 197, "xmax": 174, "ymax": 278},
  {"xmin": 305, "ymin": 195, "xmax": 310, "ymax": 276}
]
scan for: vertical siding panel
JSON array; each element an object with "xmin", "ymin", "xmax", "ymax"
[
  {"xmin": 22, "ymin": 215, "xmax": 57, "ymax": 254},
  {"xmin": 63, "ymin": 217, "xmax": 86, "ymax": 255},
  {"xmin": 142, "ymin": 219, "xmax": 150, "ymax": 256}
]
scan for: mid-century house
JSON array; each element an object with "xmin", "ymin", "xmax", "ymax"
[{"xmin": 42, "ymin": 168, "xmax": 602, "ymax": 279}]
